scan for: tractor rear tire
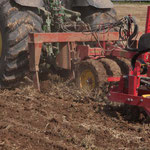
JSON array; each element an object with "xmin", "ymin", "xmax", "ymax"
[
  {"xmin": 84, "ymin": 8, "xmax": 117, "ymax": 28},
  {"xmin": 73, "ymin": 6, "xmax": 117, "ymax": 29},
  {"xmin": 0, "ymin": 0, "xmax": 43, "ymax": 88}
]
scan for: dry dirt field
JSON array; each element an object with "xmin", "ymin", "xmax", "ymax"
[
  {"xmin": 1, "ymin": 4, "xmax": 150, "ymax": 150},
  {"xmin": 115, "ymin": 4, "xmax": 148, "ymax": 32}
]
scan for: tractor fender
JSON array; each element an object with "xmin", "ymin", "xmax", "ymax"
[
  {"xmin": 13, "ymin": 0, "xmax": 44, "ymax": 7},
  {"xmin": 72, "ymin": 0, "xmax": 113, "ymax": 9}
]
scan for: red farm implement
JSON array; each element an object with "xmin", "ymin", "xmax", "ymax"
[
  {"xmin": 29, "ymin": 16, "xmax": 143, "ymax": 90},
  {"xmin": 108, "ymin": 6, "xmax": 150, "ymax": 116},
  {"xmin": 29, "ymin": 3, "xmax": 150, "ymax": 118}
]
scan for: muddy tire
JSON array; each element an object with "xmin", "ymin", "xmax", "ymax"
[
  {"xmin": 100, "ymin": 58, "xmax": 122, "ymax": 77},
  {"xmin": 99, "ymin": 57, "xmax": 122, "ymax": 94},
  {"xmin": 75, "ymin": 59, "xmax": 107, "ymax": 90},
  {"xmin": 84, "ymin": 8, "xmax": 117, "ymax": 28},
  {"xmin": 75, "ymin": 58, "xmax": 123, "ymax": 90},
  {"xmin": 100, "ymin": 58, "xmax": 123, "ymax": 106},
  {"xmin": 73, "ymin": 6, "xmax": 117, "ymax": 29},
  {"xmin": 0, "ymin": 0, "xmax": 43, "ymax": 88},
  {"xmin": 109, "ymin": 56, "xmax": 130, "ymax": 75}
]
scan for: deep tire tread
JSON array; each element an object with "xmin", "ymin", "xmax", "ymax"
[
  {"xmin": 112, "ymin": 57, "xmax": 130, "ymax": 75},
  {"xmin": 100, "ymin": 58, "xmax": 122, "ymax": 77},
  {"xmin": 75, "ymin": 59, "xmax": 107, "ymax": 88},
  {"xmin": 0, "ymin": 0, "xmax": 42, "ymax": 87}
]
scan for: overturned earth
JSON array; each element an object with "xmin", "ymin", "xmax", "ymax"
[
  {"xmin": 0, "ymin": 73, "xmax": 150, "ymax": 150},
  {"xmin": 0, "ymin": 3, "xmax": 150, "ymax": 150}
]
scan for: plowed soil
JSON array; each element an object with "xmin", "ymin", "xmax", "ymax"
[
  {"xmin": 1, "ymin": 4, "xmax": 150, "ymax": 150},
  {"xmin": 114, "ymin": 4, "xmax": 148, "ymax": 32}
]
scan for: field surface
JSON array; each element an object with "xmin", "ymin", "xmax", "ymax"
[
  {"xmin": 0, "ymin": 4, "xmax": 150, "ymax": 150},
  {"xmin": 115, "ymin": 4, "xmax": 148, "ymax": 32}
]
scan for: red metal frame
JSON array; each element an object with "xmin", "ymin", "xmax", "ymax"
[
  {"xmin": 108, "ymin": 54, "xmax": 150, "ymax": 116},
  {"xmin": 29, "ymin": 32, "xmax": 120, "ymax": 43},
  {"xmin": 108, "ymin": 62, "xmax": 150, "ymax": 115},
  {"xmin": 108, "ymin": 53, "xmax": 150, "ymax": 115},
  {"xmin": 108, "ymin": 6, "xmax": 150, "ymax": 116},
  {"xmin": 145, "ymin": 6, "xmax": 150, "ymax": 33},
  {"xmin": 29, "ymin": 30, "xmax": 143, "ymax": 91},
  {"xmin": 108, "ymin": 67, "xmax": 150, "ymax": 115},
  {"xmin": 29, "ymin": 31, "xmax": 143, "ymax": 90},
  {"xmin": 29, "ymin": 32, "xmax": 121, "ymax": 90}
]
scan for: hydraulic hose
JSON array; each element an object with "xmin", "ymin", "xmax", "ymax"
[{"xmin": 119, "ymin": 16, "xmax": 139, "ymax": 52}]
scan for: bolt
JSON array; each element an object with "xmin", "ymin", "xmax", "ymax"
[
  {"xmin": 140, "ymin": 99, "xmax": 143, "ymax": 102},
  {"xmin": 127, "ymin": 98, "xmax": 130, "ymax": 101},
  {"xmin": 130, "ymin": 99, "xmax": 133, "ymax": 102}
]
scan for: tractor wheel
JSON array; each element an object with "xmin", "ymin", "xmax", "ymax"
[
  {"xmin": 109, "ymin": 56, "xmax": 130, "ymax": 75},
  {"xmin": 100, "ymin": 58, "xmax": 122, "ymax": 77},
  {"xmin": 75, "ymin": 58, "xmax": 126, "ymax": 106},
  {"xmin": 75, "ymin": 58, "xmax": 122, "ymax": 90},
  {"xmin": 73, "ymin": 6, "xmax": 117, "ymax": 29},
  {"xmin": 99, "ymin": 58, "xmax": 122, "ymax": 94},
  {"xmin": 84, "ymin": 8, "xmax": 117, "ymax": 28},
  {"xmin": 75, "ymin": 59, "xmax": 107, "ymax": 90},
  {"xmin": 0, "ymin": 0, "xmax": 43, "ymax": 88},
  {"xmin": 99, "ymin": 58, "xmax": 122, "ymax": 105}
]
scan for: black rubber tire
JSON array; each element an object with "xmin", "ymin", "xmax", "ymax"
[
  {"xmin": 0, "ymin": 0, "xmax": 43, "ymax": 88},
  {"xmin": 75, "ymin": 59, "xmax": 107, "ymax": 90},
  {"xmin": 75, "ymin": 58, "xmax": 122, "ymax": 90},
  {"xmin": 108, "ymin": 56, "xmax": 130, "ymax": 75},
  {"xmin": 100, "ymin": 58, "xmax": 122, "ymax": 77},
  {"xmin": 99, "ymin": 57, "xmax": 122, "ymax": 93},
  {"xmin": 99, "ymin": 58, "xmax": 123, "ymax": 106},
  {"xmin": 73, "ymin": 6, "xmax": 117, "ymax": 29}
]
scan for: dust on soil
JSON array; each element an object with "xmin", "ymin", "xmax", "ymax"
[
  {"xmin": 0, "ymin": 74, "xmax": 150, "ymax": 150},
  {"xmin": 114, "ymin": 4, "xmax": 148, "ymax": 32},
  {"xmin": 1, "ymin": 4, "xmax": 150, "ymax": 150}
]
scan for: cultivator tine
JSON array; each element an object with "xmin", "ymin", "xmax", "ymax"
[
  {"xmin": 32, "ymin": 71, "xmax": 41, "ymax": 91},
  {"xmin": 28, "ymin": 33, "xmax": 42, "ymax": 91}
]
